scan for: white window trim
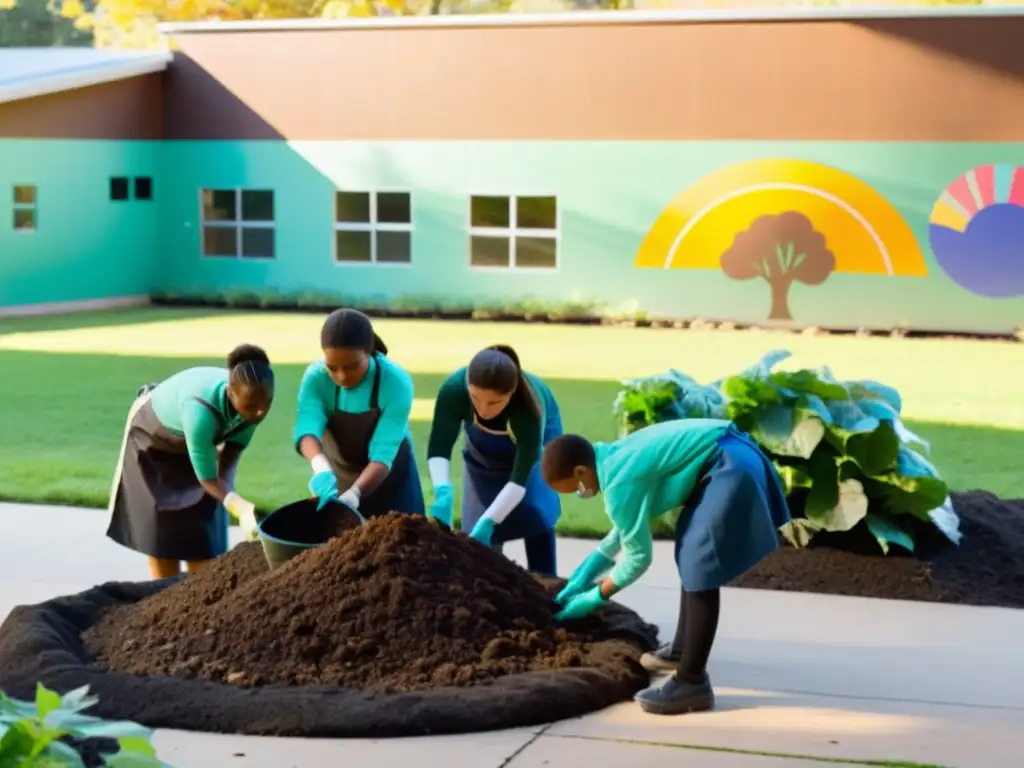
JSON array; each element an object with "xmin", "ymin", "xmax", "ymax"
[
  {"xmin": 333, "ymin": 189, "xmax": 414, "ymax": 267},
  {"xmin": 12, "ymin": 184, "xmax": 37, "ymax": 234},
  {"xmin": 198, "ymin": 187, "xmax": 276, "ymax": 260},
  {"xmin": 466, "ymin": 193, "xmax": 560, "ymax": 272}
]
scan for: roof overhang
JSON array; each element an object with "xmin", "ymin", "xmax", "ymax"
[{"xmin": 0, "ymin": 50, "xmax": 172, "ymax": 106}]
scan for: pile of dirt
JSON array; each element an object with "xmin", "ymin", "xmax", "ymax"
[
  {"xmin": 730, "ymin": 490, "xmax": 1024, "ymax": 607},
  {"xmin": 83, "ymin": 514, "xmax": 656, "ymax": 693}
]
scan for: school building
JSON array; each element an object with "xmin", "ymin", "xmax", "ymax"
[{"xmin": 2, "ymin": 5, "xmax": 1024, "ymax": 333}]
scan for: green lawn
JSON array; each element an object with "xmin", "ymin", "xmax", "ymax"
[{"xmin": 0, "ymin": 308, "xmax": 1021, "ymax": 537}]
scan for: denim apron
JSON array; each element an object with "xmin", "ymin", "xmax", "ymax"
[
  {"xmin": 320, "ymin": 354, "xmax": 425, "ymax": 519},
  {"xmin": 460, "ymin": 401, "xmax": 562, "ymax": 544},
  {"xmin": 674, "ymin": 426, "xmax": 791, "ymax": 591},
  {"xmin": 106, "ymin": 387, "xmax": 242, "ymax": 561}
]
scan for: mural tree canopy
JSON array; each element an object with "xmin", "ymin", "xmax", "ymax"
[{"xmin": 720, "ymin": 211, "xmax": 836, "ymax": 322}]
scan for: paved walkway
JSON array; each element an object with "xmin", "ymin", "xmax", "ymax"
[{"xmin": 1, "ymin": 503, "xmax": 1022, "ymax": 768}]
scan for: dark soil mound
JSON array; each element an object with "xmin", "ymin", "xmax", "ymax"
[
  {"xmin": 730, "ymin": 491, "xmax": 1024, "ymax": 607},
  {"xmin": 58, "ymin": 737, "xmax": 119, "ymax": 768},
  {"xmin": 84, "ymin": 515, "xmax": 653, "ymax": 692}
]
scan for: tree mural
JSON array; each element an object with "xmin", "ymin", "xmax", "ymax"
[{"xmin": 721, "ymin": 211, "xmax": 836, "ymax": 321}]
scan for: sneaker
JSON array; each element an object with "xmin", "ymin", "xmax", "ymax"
[
  {"xmin": 639, "ymin": 642, "xmax": 681, "ymax": 673},
  {"xmin": 635, "ymin": 674, "xmax": 715, "ymax": 716}
]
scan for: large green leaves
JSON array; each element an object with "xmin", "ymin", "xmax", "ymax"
[{"xmin": 611, "ymin": 348, "xmax": 959, "ymax": 554}]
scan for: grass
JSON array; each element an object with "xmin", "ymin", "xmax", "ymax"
[{"xmin": 1, "ymin": 307, "xmax": 1022, "ymax": 537}]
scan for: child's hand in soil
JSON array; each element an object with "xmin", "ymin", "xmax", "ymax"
[
  {"xmin": 557, "ymin": 550, "xmax": 615, "ymax": 603},
  {"xmin": 555, "ymin": 585, "xmax": 607, "ymax": 622},
  {"xmin": 428, "ymin": 484, "xmax": 454, "ymax": 527},
  {"xmin": 469, "ymin": 517, "xmax": 496, "ymax": 546}
]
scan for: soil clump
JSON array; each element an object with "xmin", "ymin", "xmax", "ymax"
[
  {"xmin": 83, "ymin": 514, "xmax": 655, "ymax": 692},
  {"xmin": 730, "ymin": 490, "xmax": 1024, "ymax": 607}
]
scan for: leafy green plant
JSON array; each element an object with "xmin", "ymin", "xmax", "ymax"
[
  {"xmin": 613, "ymin": 350, "xmax": 961, "ymax": 554},
  {"xmin": 0, "ymin": 683, "xmax": 169, "ymax": 767}
]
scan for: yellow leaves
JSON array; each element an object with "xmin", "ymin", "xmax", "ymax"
[{"xmin": 0, "ymin": 0, "xmax": 16, "ymax": 9}]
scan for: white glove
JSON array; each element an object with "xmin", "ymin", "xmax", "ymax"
[
  {"xmin": 339, "ymin": 486, "xmax": 361, "ymax": 511},
  {"xmin": 225, "ymin": 492, "xmax": 259, "ymax": 540}
]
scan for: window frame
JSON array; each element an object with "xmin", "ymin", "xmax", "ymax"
[
  {"xmin": 332, "ymin": 189, "xmax": 414, "ymax": 267},
  {"xmin": 12, "ymin": 184, "xmax": 38, "ymax": 234},
  {"xmin": 466, "ymin": 192, "xmax": 560, "ymax": 272},
  {"xmin": 198, "ymin": 187, "xmax": 277, "ymax": 261}
]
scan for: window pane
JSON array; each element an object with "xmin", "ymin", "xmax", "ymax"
[
  {"xmin": 134, "ymin": 177, "xmax": 153, "ymax": 201},
  {"xmin": 202, "ymin": 189, "xmax": 237, "ymax": 222},
  {"xmin": 13, "ymin": 185, "xmax": 35, "ymax": 205},
  {"xmin": 110, "ymin": 177, "xmax": 129, "ymax": 201},
  {"xmin": 203, "ymin": 226, "xmax": 238, "ymax": 257},
  {"xmin": 335, "ymin": 230, "xmax": 372, "ymax": 262},
  {"xmin": 515, "ymin": 236, "xmax": 557, "ymax": 269},
  {"xmin": 516, "ymin": 196, "xmax": 557, "ymax": 229},
  {"xmin": 241, "ymin": 227, "xmax": 275, "ymax": 258},
  {"xmin": 241, "ymin": 190, "xmax": 274, "ymax": 222},
  {"xmin": 470, "ymin": 235, "xmax": 510, "ymax": 268},
  {"xmin": 377, "ymin": 192, "xmax": 411, "ymax": 224},
  {"xmin": 470, "ymin": 196, "xmax": 510, "ymax": 228},
  {"xmin": 336, "ymin": 191, "xmax": 371, "ymax": 224},
  {"xmin": 376, "ymin": 231, "xmax": 411, "ymax": 263},
  {"xmin": 13, "ymin": 208, "xmax": 35, "ymax": 231}
]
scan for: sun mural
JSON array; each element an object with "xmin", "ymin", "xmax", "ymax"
[
  {"xmin": 634, "ymin": 159, "xmax": 929, "ymax": 321},
  {"xmin": 929, "ymin": 164, "xmax": 1024, "ymax": 298}
]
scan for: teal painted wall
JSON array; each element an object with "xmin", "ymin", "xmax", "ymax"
[
  {"xmin": 0, "ymin": 140, "xmax": 160, "ymax": 308},
  {"xmin": 6, "ymin": 139, "xmax": 1024, "ymax": 334},
  {"xmin": 161, "ymin": 141, "xmax": 1024, "ymax": 334}
]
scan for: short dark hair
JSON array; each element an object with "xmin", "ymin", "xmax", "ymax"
[
  {"xmin": 227, "ymin": 344, "xmax": 274, "ymax": 389},
  {"xmin": 468, "ymin": 344, "xmax": 540, "ymax": 419},
  {"xmin": 541, "ymin": 434, "xmax": 596, "ymax": 482},
  {"xmin": 321, "ymin": 308, "xmax": 388, "ymax": 356}
]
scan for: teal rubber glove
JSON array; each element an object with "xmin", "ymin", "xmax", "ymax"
[
  {"xmin": 556, "ymin": 550, "xmax": 615, "ymax": 603},
  {"xmin": 469, "ymin": 517, "xmax": 497, "ymax": 547},
  {"xmin": 555, "ymin": 585, "xmax": 607, "ymax": 622},
  {"xmin": 428, "ymin": 484, "xmax": 455, "ymax": 527},
  {"xmin": 308, "ymin": 470, "xmax": 339, "ymax": 511}
]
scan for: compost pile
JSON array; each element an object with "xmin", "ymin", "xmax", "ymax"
[
  {"xmin": 731, "ymin": 490, "xmax": 1024, "ymax": 608},
  {"xmin": 83, "ymin": 514, "xmax": 655, "ymax": 693}
]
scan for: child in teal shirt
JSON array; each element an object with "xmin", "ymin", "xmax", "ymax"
[{"xmin": 541, "ymin": 419, "xmax": 790, "ymax": 717}]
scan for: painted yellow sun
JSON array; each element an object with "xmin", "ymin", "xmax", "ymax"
[{"xmin": 635, "ymin": 158, "xmax": 928, "ymax": 277}]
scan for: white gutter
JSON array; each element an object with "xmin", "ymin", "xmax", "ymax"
[
  {"xmin": 0, "ymin": 51, "xmax": 172, "ymax": 106},
  {"xmin": 160, "ymin": 4, "xmax": 1024, "ymax": 35}
]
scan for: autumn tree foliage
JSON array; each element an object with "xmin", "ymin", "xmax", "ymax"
[{"xmin": 720, "ymin": 211, "xmax": 835, "ymax": 322}]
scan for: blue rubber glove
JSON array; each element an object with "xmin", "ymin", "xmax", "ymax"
[
  {"xmin": 469, "ymin": 517, "xmax": 497, "ymax": 547},
  {"xmin": 428, "ymin": 484, "xmax": 455, "ymax": 527},
  {"xmin": 308, "ymin": 470, "xmax": 339, "ymax": 511},
  {"xmin": 556, "ymin": 550, "xmax": 615, "ymax": 603},
  {"xmin": 555, "ymin": 585, "xmax": 607, "ymax": 622}
]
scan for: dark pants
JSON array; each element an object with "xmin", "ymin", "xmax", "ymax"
[{"xmin": 492, "ymin": 528, "xmax": 557, "ymax": 576}]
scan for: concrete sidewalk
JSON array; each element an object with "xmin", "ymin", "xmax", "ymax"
[{"xmin": 2, "ymin": 503, "xmax": 1022, "ymax": 768}]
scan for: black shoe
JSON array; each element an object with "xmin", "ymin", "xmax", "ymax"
[
  {"xmin": 635, "ymin": 674, "xmax": 715, "ymax": 716},
  {"xmin": 639, "ymin": 642, "xmax": 681, "ymax": 673}
]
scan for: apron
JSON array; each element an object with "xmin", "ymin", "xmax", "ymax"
[
  {"xmin": 320, "ymin": 355, "xmax": 425, "ymax": 518},
  {"xmin": 674, "ymin": 426, "xmax": 792, "ymax": 592},
  {"xmin": 460, "ymin": 400, "xmax": 562, "ymax": 543},
  {"xmin": 106, "ymin": 387, "xmax": 245, "ymax": 561}
]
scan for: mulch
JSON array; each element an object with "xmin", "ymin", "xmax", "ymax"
[{"xmin": 730, "ymin": 490, "xmax": 1024, "ymax": 608}]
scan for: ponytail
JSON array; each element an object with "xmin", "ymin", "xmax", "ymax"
[{"xmin": 468, "ymin": 344, "xmax": 540, "ymax": 420}]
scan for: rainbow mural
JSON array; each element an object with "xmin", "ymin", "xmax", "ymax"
[{"xmin": 929, "ymin": 164, "xmax": 1024, "ymax": 298}]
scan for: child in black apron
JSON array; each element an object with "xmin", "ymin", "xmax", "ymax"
[
  {"xmin": 107, "ymin": 345, "xmax": 274, "ymax": 579},
  {"xmin": 294, "ymin": 309, "xmax": 424, "ymax": 519}
]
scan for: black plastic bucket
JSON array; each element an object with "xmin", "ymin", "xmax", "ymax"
[{"xmin": 257, "ymin": 498, "xmax": 361, "ymax": 570}]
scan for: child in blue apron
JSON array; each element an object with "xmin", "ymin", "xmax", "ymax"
[
  {"xmin": 106, "ymin": 344, "xmax": 274, "ymax": 579},
  {"xmin": 426, "ymin": 345, "xmax": 563, "ymax": 575},
  {"xmin": 296, "ymin": 308, "xmax": 424, "ymax": 519},
  {"xmin": 540, "ymin": 419, "xmax": 790, "ymax": 716}
]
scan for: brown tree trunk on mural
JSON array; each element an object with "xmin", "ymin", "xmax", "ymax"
[{"xmin": 768, "ymin": 278, "xmax": 793, "ymax": 321}]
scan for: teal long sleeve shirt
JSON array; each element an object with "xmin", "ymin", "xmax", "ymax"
[
  {"xmin": 293, "ymin": 355, "xmax": 414, "ymax": 469},
  {"xmin": 148, "ymin": 367, "xmax": 257, "ymax": 482},
  {"xmin": 594, "ymin": 419, "xmax": 731, "ymax": 590}
]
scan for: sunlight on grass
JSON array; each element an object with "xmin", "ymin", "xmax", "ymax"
[{"xmin": 2, "ymin": 311, "xmax": 1022, "ymax": 428}]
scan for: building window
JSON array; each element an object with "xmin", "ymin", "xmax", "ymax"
[
  {"xmin": 110, "ymin": 177, "xmax": 129, "ymax": 201},
  {"xmin": 12, "ymin": 185, "xmax": 37, "ymax": 232},
  {"xmin": 334, "ymin": 191, "xmax": 412, "ymax": 264},
  {"xmin": 134, "ymin": 177, "xmax": 153, "ymax": 201},
  {"xmin": 468, "ymin": 195, "xmax": 558, "ymax": 269},
  {"xmin": 200, "ymin": 188, "xmax": 275, "ymax": 260}
]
